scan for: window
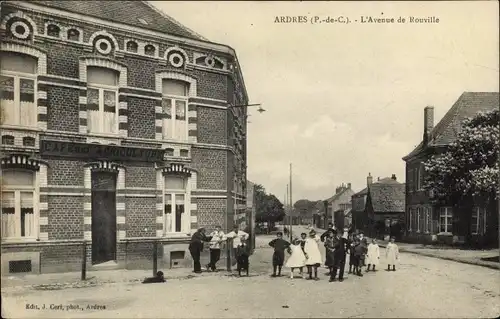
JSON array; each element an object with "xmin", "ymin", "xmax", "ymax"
[
  {"xmin": 416, "ymin": 207, "xmax": 421, "ymax": 232},
  {"xmin": 86, "ymin": 67, "xmax": 119, "ymax": 135},
  {"xmin": 0, "ymin": 52, "xmax": 37, "ymax": 127},
  {"xmin": 67, "ymin": 29, "xmax": 80, "ymax": 41},
  {"xmin": 408, "ymin": 207, "xmax": 413, "ymax": 231},
  {"xmin": 1, "ymin": 170, "xmax": 36, "ymax": 239},
  {"xmin": 439, "ymin": 207, "xmax": 453, "ymax": 234},
  {"xmin": 23, "ymin": 137, "xmax": 35, "ymax": 147},
  {"xmin": 472, "ymin": 207, "xmax": 487, "ymax": 235},
  {"xmin": 417, "ymin": 165, "xmax": 424, "ymax": 191},
  {"xmin": 161, "ymin": 79, "xmax": 188, "ymax": 141},
  {"xmin": 164, "ymin": 175, "xmax": 188, "ymax": 233},
  {"xmin": 145, "ymin": 45, "xmax": 155, "ymax": 56},
  {"xmin": 126, "ymin": 41, "xmax": 138, "ymax": 53},
  {"xmin": 424, "ymin": 207, "xmax": 432, "ymax": 233},
  {"xmin": 2, "ymin": 135, "xmax": 14, "ymax": 145},
  {"xmin": 47, "ymin": 24, "xmax": 60, "ymax": 37}
]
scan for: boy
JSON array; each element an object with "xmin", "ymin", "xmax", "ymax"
[
  {"xmin": 206, "ymin": 225, "xmax": 225, "ymax": 271},
  {"xmin": 353, "ymin": 238, "xmax": 364, "ymax": 276},
  {"xmin": 269, "ymin": 232, "xmax": 291, "ymax": 277},
  {"xmin": 347, "ymin": 234, "xmax": 356, "ymax": 274}
]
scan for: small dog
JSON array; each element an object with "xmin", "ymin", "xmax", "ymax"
[
  {"xmin": 236, "ymin": 244, "xmax": 250, "ymax": 276},
  {"xmin": 142, "ymin": 271, "xmax": 166, "ymax": 284}
]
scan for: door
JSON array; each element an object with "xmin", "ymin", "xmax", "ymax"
[{"xmin": 91, "ymin": 171, "xmax": 117, "ymax": 264}]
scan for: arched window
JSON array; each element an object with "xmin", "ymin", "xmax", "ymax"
[
  {"xmin": 161, "ymin": 79, "xmax": 188, "ymax": 141},
  {"xmin": 2, "ymin": 135, "xmax": 14, "ymax": 145},
  {"xmin": 47, "ymin": 24, "xmax": 60, "ymax": 37},
  {"xmin": 164, "ymin": 175, "xmax": 187, "ymax": 233},
  {"xmin": 126, "ymin": 41, "xmax": 138, "ymax": 53},
  {"xmin": 144, "ymin": 44, "xmax": 155, "ymax": 56},
  {"xmin": 0, "ymin": 52, "xmax": 38, "ymax": 127},
  {"xmin": 67, "ymin": 28, "xmax": 80, "ymax": 41},
  {"xmin": 86, "ymin": 66, "xmax": 119, "ymax": 135},
  {"xmin": 1, "ymin": 170, "xmax": 36, "ymax": 239}
]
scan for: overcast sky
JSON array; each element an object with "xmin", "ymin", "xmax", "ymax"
[{"xmin": 152, "ymin": 1, "xmax": 499, "ymax": 203}]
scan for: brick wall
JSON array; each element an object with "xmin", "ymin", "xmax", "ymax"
[
  {"xmin": 125, "ymin": 197, "xmax": 156, "ymax": 237},
  {"xmin": 192, "ymin": 69, "xmax": 227, "ymax": 100},
  {"xmin": 125, "ymin": 164, "xmax": 156, "ymax": 188},
  {"xmin": 47, "ymin": 86, "xmax": 80, "ymax": 132},
  {"xmin": 191, "ymin": 148, "xmax": 227, "ymax": 189},
  {"xmin": 44, "ymin": 42, "xmax": 81, "ymax": 78},
  {"xmin": 47, "ymin": 159, "xmax": 85, "ymax": 186},
  {"xmin": 47, "ymin": 196, "xmax": 83, "ymax": 240},
  {"xmin": 120, "ymin": 56, "xmax": 156, "ymax": 90},
  {"xmin": 197, "ymin": 107, "xmax": 227, "ymax": 145},
  {"xmin": 197, "ymin": 198, "xmax": 227, "ymax": 230},
  {"xmin": 127, "ymin": 97, "xmax": 156, "ymax": 139}
]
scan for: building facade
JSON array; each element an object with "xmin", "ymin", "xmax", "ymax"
[
  {"xmin": 403, "ymin": 92, "xmax": 499, "ymax": 246},
  {"xmin": 313, "ymin": 183, "xmax": 354, "ymax": 229},
  {"xmin": 0, "ymin": 1, "xmax": 249, "ymax": 274}
]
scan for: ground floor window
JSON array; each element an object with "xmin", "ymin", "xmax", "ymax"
[
  {"xmin": 164, "ymin": 175, "xmax": 189, "ymax": 234},
  {"xmin": 439, "ymin": 207, "xmax": 453, "ymax": 234},
  {"xmin": 407, "ymin": 207, "xmax": 413, "ymax": 231},
  {"xmin": 1, "ymin": 170, "xmax": 36, "ymax": 239},
  {"xmin": 471, "ymin": 207, "xmax": 487, "ymax": 235},
  {"xmin": 424, "ymin": 207, "xmax": 432, "ymax": 233},
  {"xmin": 416, "ymin": 207, "xmax": 422, "ymax": 232}
]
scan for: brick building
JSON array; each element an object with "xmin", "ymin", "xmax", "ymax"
[
  {"xmin": 403, "ymin": 92, "xmax": 499, "ymax": 246},
  {"xmin": 0, "ymin": 1, "xmax": 249, "ymax": 274}
]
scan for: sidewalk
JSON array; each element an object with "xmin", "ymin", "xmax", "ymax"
[{"xmin": 288, "ymin": 225, "xmax": 500, "ymax": 270}]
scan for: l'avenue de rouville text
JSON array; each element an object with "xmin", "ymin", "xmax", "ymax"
[{"xmin": 360, "ymin": 16, "xmax": 439, "ymax": 23}]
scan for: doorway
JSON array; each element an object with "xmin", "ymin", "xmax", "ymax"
[{"xmin": 91, "ymin": 171, "xmax": 117, "ymax": 265}]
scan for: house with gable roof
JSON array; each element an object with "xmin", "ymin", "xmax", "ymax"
[
  {"xmin": 313, "ymin": 183, "xmax": 354, "ymax": 229},
  {"xmin": 403, "ymin": 92, "xmax": 499, "ymax": 246}
]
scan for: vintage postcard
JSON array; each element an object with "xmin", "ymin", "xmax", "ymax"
[{"xmin": 1, "ymin": 1, "xmax": 499, "ymax": 318}]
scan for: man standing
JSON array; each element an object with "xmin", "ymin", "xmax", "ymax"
[
  {"xmin": 206, "ymin": 225, "xmax": 225, "ymax": 271},
  {"xmin": 320, "ymin": 222, "xmax": 336, "ymax": 242},
  {"xmin": 225, "ymin": 224, "xmax": 250, "ymax": 267},
  {"xmin": 188, "ymin": 228, "xmax": 212, "ymax": 274},
  {"xmin": 330, "ymin": 229, "xmax": 348, "ymax": 282}
]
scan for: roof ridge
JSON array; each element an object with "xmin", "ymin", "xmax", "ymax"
[{"xmin": 141, "ymin": 1, "xmax": 208, "ymax": 41}]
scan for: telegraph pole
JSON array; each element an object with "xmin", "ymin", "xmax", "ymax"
[
  {"xmin": 285, "ymin": 184, "xmax": 289, "ymax": 228},
  {"xmin": 289, "ymin": 163, "xmax": 293, "ymax": 241}
]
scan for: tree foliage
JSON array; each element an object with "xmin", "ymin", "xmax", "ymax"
[
  {"xmin": 293, "ymin": 199, "xmax": 319, "ymax": 215},
  {"xmin": 423, "ymin": 109, "xmax": 499, "ymax": 204},
  {"xmin": 254, "ymin": 184, "xmax": 286, "ymax": 223}
]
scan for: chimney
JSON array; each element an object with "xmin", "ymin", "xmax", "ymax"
[
  {"xmin": 391, "ymin": 174, "xmax": 397, "ymax": 181},
  {"xmin": 423, "ymin": 106, "xmax": 434, "ymax": 144},
  {"xmin": 367, "ymin": 173, "xmax": 373, "ymax": 186},
  {"xmin": 347, "ymin": 183, "xmax": 351, "ymax": 189}
]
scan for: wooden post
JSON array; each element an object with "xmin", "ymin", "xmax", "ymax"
[
  {"xmin": 81, "ymin": 241, "xmax": 87, "ymax": 281},
  {"xmin": 152, "ymin": 240, "xmax": 158, "ymax": 276},
  {"xmin": 226, "ymin": 238, "xmax": 232, "ymax": 271}
]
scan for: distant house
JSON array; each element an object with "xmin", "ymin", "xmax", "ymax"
[
  {"xmin": 314, "ymin": 183, "xmax": 355, "ymax": 229},
  {"xmin": 333, "ymin": 200, "xmax": 352, "ymax": 231},
  {"xmin": 403, "ymin": 92, "xmax": 499, "ymax": 246},
  {"xmin": 352, "ymin": 173, "xmax": 405, "ymax": 239}
]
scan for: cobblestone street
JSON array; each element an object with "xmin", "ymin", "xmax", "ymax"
[{"xmin": 2, "ymin": 234, "xmax": 499, "ymax": 318}]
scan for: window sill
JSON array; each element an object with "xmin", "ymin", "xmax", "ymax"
[
  {"xmin": 437, "ymin": 232, "xmax": 452, "ymax": 236},
  {"xmin": 164, "ymin": 233, "xmax": 191, "ymax": 238},
  {"xmin": 0, "ymin": 124, "xmax": 41, "ymax": 132},
  {"xmin": 1, "ymin": 237, "xmax": 39, "ymax": 244}
]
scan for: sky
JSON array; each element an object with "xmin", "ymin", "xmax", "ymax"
[{"xmin": 152, "ymin": 1, "xmax": 499, "ymax": 203}]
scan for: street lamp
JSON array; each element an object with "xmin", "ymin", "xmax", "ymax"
[{"xmin": 229, "ymin": 103, "xmax": 266, "ymax": 113}]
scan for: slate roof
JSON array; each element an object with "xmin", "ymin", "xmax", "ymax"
[
  {"xmin": 368, "ymin": 178, "xmax": 405, "ymax": 213},
  {"xmin": 404, "ymin": 92, "xmax": 499, "ymax": 160},
  {"xmin": 31, "ymin": 1, "xmax": 207, "ymax": 40}
]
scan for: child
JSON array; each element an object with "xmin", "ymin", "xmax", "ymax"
[
  {"xmin": 304, "ymin": 230, "xmax": 322, "ymax": 280},
  {"xmin": 206, "ymin": 225, "xmax": 225, "ymax": 271},
  {"xmin": 285, "ymin": 238, "xmax": 307, "ymax": 279},
  {"xmin": 347, "ymin": 234, "xmax": 356, "ymax": 274},
  {"xmin": 269, "ymin": 232, "xmax": 291, "ymax": 277},
  {"xmin": 366, "ymin": 238, "xmax": 380, "ymax": 272},
  {"xmin": 360, "ymin": 237, "xmax": 368, "ymax": 268},
  {"xmin": 386, "ymin": 236, "xmax": 400, "ymax": 271},
  {"xmin": 236, "ymin": 241, "xmax": 250, "ymax": 276},
  {"xmin": 353, "ymin": 238, "xmax": 364, "ymax": 276}
]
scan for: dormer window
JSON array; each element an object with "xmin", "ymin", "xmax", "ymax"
[
  {"xmin": 145, "ymin": 44, "xmax": 156, "ymax": 56},
  {"xmin": 47, "ymin": 24, "xmax": 60, "ymax": 38},
  {"xmin": 67, "ymin": 28, "xmax": 80, "ymax": 41},
  {"xmin": 126, "ymin": 41, "xmax": 138, "ymax": 53}
]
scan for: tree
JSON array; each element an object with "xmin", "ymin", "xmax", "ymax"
[
  {"xmin": 423, "ymin": 109, "xmax": 499, "ymax": 242},
  {"xmin": 254, "ymin": 184, "xmax": 285, "ymax": 230}
]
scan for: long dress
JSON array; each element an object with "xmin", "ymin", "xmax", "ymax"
[
  {"xmin": 285, "ymin": 244, "xmax": 306, "ymax": 268},
  {"xmin": 304, "ymin": 235, "xmax": 322, "ymax": 266},
  {"xmin": 366, "ymin": 243, "xmax": 380, "ymax": 266},
  {"xmin": 386, "ymin": 242, "xmax": 400, "ymax": 265}
]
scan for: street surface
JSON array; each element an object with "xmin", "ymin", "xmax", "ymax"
[{"xmin": 2, "ymin": 229, "xmax": 499, "ymax": 318}]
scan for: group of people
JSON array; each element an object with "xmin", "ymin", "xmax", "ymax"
[
  {"xmin": 269, "ymin": 223, "xmax": 401, "ymax": 282},
  {"xmin": 188, "ymin": 224, "xmax": 249, "ymax": 273}
]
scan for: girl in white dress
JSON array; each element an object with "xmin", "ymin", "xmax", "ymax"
[
  {"xmin": 366, "ymin": 238, "xmax": 380, "ymax": 272},
  {"xmin": 285, "ymin": 238, "xmax": 307, "ymax": 279},
  {"xmin": 386, "ymin": 237, "xmax": 400, "ymax": 271},
  {"xmin": 304, "ymin": 230, "xmax": 322, "ymax": 280}
]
